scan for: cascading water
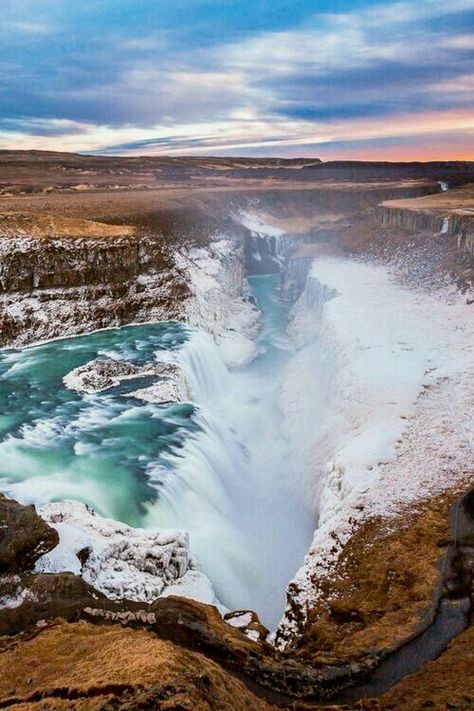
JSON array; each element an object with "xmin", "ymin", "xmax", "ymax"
[
  {"xmin": 146, "ymin": 275, "xmax": 316, "ymax": 628},
  {"xmin": 0, "ymin": 275, "xmax": 318, "ymax": 630},
  {"xmin": 0, "ymin": 323, "xmax": 195, "ymax": 525}
]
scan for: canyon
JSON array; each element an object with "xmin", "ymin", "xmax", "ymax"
[{"xmin": 0, "ymin": 152, "xmax": 473, "ymax": 709}]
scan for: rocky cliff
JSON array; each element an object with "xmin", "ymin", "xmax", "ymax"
[
  {"xmin": 378, "ymin": 183, "xmax": 474, "ymax": 260},
  {"xmin": 378, "ymin": 204, "xmax": 474, "ymax": 257},
  {"xmin": 0, "ymin": 214, "xmax": 188, "ymax": 346}
]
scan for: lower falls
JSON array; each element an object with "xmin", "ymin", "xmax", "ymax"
[
  {"xmin": 0, "ymin": 271, "xmax": 320, "ymax": 629},
  {"xmin": 0, "ymin": 235, "xmax": 459, "ymax": 632}
]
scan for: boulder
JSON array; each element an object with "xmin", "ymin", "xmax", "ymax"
[{"xmin": 0, "ymin": 494, "xmax": 59, "ymax": 573}]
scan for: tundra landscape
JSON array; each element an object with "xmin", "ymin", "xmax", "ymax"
[
  {"xmin": 1, "ymin": 0, "xmax": 474, "ymax": 709},
  {"xmin": 0, "ymin": 151, "xmax": 473, "ymax": 709}
]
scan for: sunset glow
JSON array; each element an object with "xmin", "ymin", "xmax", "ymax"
[{"xmin": 1, "ymin": 0, "xmax": 473, "ymax": 159}]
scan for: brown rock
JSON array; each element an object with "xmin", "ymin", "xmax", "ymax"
[{"xmin": 0, "ymin": 495, "xmax": 59, "ymax": 573}]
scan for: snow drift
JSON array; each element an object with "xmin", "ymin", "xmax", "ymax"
[{"xmin": 277, "ymin": 257, "xmax": 473, "ymax": 644}]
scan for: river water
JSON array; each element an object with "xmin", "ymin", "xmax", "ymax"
[{"xmin": 0, "ymin": 275, "xmax": 315, "ymax": 628}]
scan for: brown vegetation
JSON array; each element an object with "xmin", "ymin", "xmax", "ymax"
[
  {"xmin": 0, "ymin": 621, "xmax": 275, "ymax": 710},
  {"xmin": 289, "ymin": 488, "xmax": 466, "ymax": 664},
  {"xmin": 0, "ymin": 212, "xmax": 135, "ymax": 239}
]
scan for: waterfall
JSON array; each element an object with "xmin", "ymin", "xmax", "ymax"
[
  {"xmin": 180, "ymin": 331, "xmax": 231, "ymax": 405},
  {"xmin": 145, "ymin": 295, "xmax": 315, "ymax": 629}
]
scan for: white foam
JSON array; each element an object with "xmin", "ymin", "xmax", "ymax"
[{"xmin": 145, "ymin": 327, "xmax": 315, "ymax": 629}]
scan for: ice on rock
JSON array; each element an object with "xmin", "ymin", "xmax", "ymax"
[
  {"xmin": 176, "ymin": 238, "xmax": 261, "ymax": 368},
  {"xmin": 63, "ymin": 358, "xmax": 182, "ymax": 395},
  {"xmin": 128, "ymin": 378, "xmax": 185, "ymax": 404},
  {"xmin": 277, "ymin": 256, "xmax": 473, "ymax": 644},
  {"xmin": 35, "ymin": 500, "xmax": 214, "ymax": 605}
]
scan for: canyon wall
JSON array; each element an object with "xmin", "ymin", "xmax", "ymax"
[
  {"xmin": 0, "ymin": 179, "xmax": 450, "ymax": 348},
  {"xmin": 451, "ymin": 213, "xmax": 474, "ymax": 256},
  {"xmin": 276, "ymin": 257, "xmax": 474, "ymax": 650},
  {"xmin": 175, "ymin": 237, "xmax": 261, "ymax": 367},
  {"xmin": 378, "ymin": 205, "xmax": 474, "ymax": 258},
  {"xmin": 0, "ymin": 231, "xmax": 188, "ymax": 346}
]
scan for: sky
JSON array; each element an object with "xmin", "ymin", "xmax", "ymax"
[{"xmin": 0, "ymin": 0, "xmax": 473, "ymax": 159}]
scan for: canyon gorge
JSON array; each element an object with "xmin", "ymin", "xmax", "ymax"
[{"xmin": 0, "ymin": 152, "xmax": 473, "ymax": 710}]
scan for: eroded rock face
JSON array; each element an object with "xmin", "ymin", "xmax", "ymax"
[
  {"xmin": 176, "ymin": 239, "xmax": 261, "ymax": 368},
  {"xmin": 0, "ymin": 495, "xmax": 59, "ymax": 573},
  {"xmin": 0, "ymin": 571, "xmax": 104, "ymax": 637},
  {"xmin": 0, "ymin": 231, "xmax": 189, "ymax": 347}
]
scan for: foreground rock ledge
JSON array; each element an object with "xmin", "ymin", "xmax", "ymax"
[{"xmin": 0, "ymin": 488, "xmax": 473, "ymax": 708}]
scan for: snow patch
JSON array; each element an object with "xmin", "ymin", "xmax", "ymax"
[
  {"xmin": 277, "ymin": 257, "xmax": 473, "ymax": 644},
  {"xmin": 35, "ymin": 500, "xmax": 216, "ymax": 606},
  {"xmin": 238, "ymin": 211, "xmax": 286, "ymax": 237}
]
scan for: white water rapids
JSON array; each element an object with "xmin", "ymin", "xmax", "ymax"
[
  {"xmin": 2, "ymin": 257, "xmax": 470, "ymax": 634},
  {"xmin": 146, "ymin": 275, "xmax": 316, "ymax": 628}
]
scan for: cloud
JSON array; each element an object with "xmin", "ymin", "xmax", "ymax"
[
  {"xmin": 4, "ymin": 21, "xmax": 52, "ymax": 34},
  {"xmin": 0, "ymin": 117, "xmax": 90, "ymax": 137},
  {"xmin": 0, "ymin": 0, "xmax": 473, "ymax": 157}
]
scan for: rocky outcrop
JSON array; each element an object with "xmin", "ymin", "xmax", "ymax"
[
  {"xmin": 0, "ymin": 495, "xmax": 216, "ymax": 638},
  {"xmin": 0, "ymin": 495, "xmax": 58, "ymax": 573},
  {"xmin": 128, "ymin": 378, "xmax": 185, "ymax": 404},
  {"xmin": 0, "ymin": 572, "xmax": 102, "ymax": 636},
  {"xmin": 35, "ymin": 500, "xmax": 214, "ymax": 605},
  {"xmin": 63, "ymin": 357, "xmax": 183, "ymax": 398},
  {"xmin": 451, "ymin": 213, "xmax": 474, "ymax": 256},
  {"xmin": 377, "ymin": 204, "xmax": 474, "ymax": 258},
  {"xmin": 0, "ymin": 224, "xmax": 188, "ymax": 346},
  {"xmin": 0, "ymin": 620, "xmax": 276, "ymax": 711},
  {"xmin": 377, "ymin": 204, "xmax": 445, "ymax": 233},
  {"xmin": 223, "ymin": 609, "xmax": 269, "ymax": 644}
]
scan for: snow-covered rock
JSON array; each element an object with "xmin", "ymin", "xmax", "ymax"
[
  {"xmin": 128, "ymin": 379, "xmax": 185, "ymax": 404},
  {"xmin": 277, "ymin": 256, "xmax": 474, "ymax": 645},
  {"xmin": 176, "ymin": 238, "xmax": 261, "ymax": 368},
  {"xmin": 35, "ymin": 500, "xmax": 215, "ymax": 605},
  {"xmin": 0, "ymin": 233, "xmax": 186, "ymax": 348},
  {"xmin": 63, "ymin": 358, "xmax": 181, "ymax": 394}
]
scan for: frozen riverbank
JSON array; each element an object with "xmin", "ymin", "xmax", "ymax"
[{"xmin": 277, "ymin": 257, "xmax": 473, "ymax": 645}]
